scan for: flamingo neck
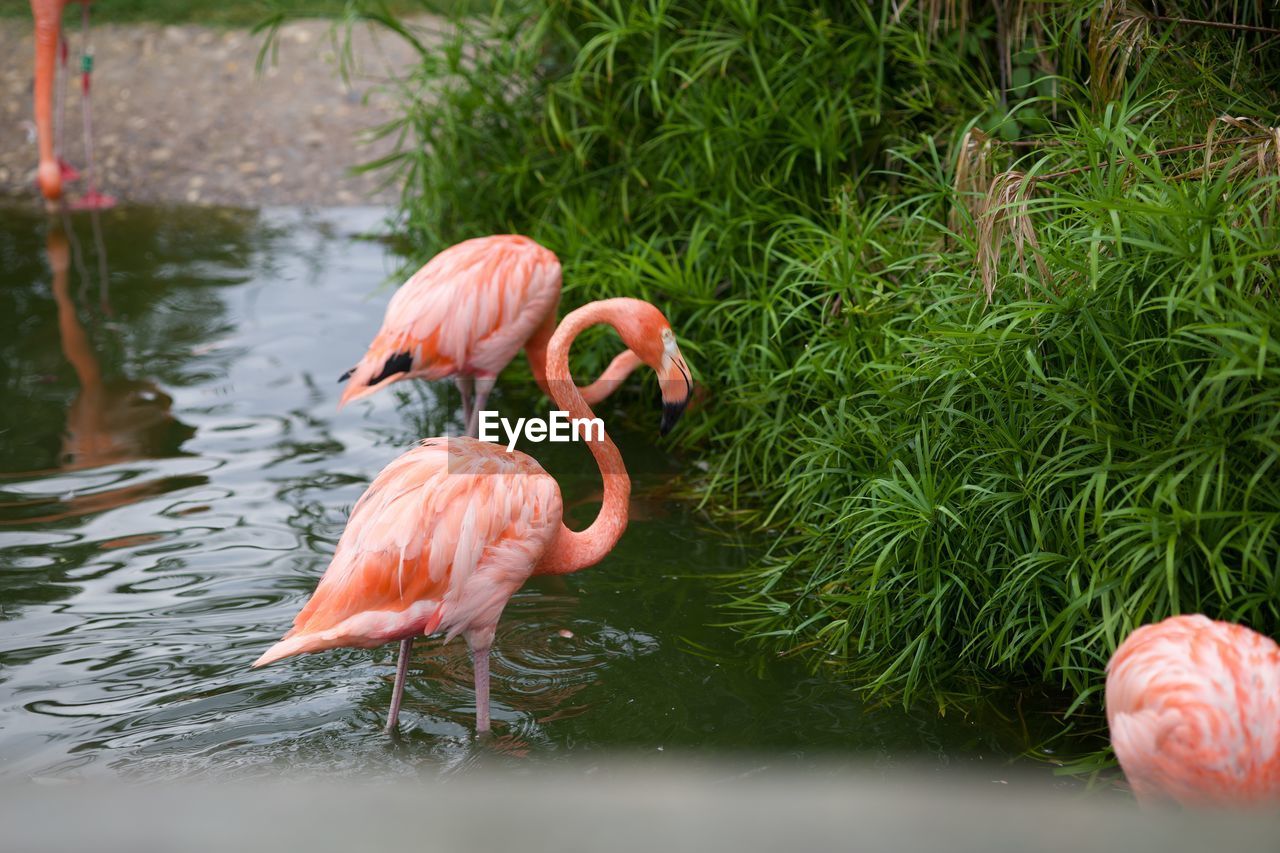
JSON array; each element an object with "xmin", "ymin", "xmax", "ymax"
[
  {"xmin": 32, "ymin": 0, "xmax": 64, "ymax": 202},
  {"xmin": 580, "ymin": 349, "xmax": 644, "ymax": 406},
  {"xmin": 526, "ymin": 306, "xmax": 643, "ymax": 406},
  {"xmin": 523, "ymin": 302, "xmax": 557, "ymax": 399},
  {"xmin": 534, "ymin": 303, "xmax": 631, "ymax": 576}
]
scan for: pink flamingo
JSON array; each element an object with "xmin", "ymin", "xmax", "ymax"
[
  {"xmin": 30, "ymin": 0, "xmax": 115, "ymax": 209},
  {"xmin": 338, "ymin": 235, "xmax": 643, "ymax": 434},
  {"xmin": 255, "ymin": 298, "xmax": 693, "ymax": 732},
  {"xmin": 1106, "ymin": 614, "xmax": 1280, "ymax": 807}
]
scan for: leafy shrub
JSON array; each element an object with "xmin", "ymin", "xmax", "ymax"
[{"xmin": 324, "ymin": 0, "xmax": 1280, "ymax": 717}]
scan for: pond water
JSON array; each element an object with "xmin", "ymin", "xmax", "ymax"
[{"xmin": 0, "ymin": 205, "xmax": 1091, "ymax": 781}]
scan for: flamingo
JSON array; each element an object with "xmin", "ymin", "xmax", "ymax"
[
  {"xmin": 255, "ymin": 297, "xmax": 693, "ymax": 732},
  {"xmin": 1106, "ymin": 614, "xmax": 1280, "ymax": 807},
  {"xmin": 30, "ymin": 0, "xmax": 115, "ymax": 209},
  {"xmin": 337, "ymin": 235, "xmax": 643, "ymax": 435}
]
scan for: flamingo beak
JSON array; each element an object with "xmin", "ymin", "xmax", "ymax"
[{"xmin": 659, "ymin": 347, "xmax": 693, "ymax": 437}]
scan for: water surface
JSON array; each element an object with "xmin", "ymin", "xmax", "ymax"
[{"xmin": 0, "ymin": 205, "xmax": 1087, "ymax": 781}]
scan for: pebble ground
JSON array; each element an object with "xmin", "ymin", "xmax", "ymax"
[{"xmin": 0, "ymin": 17, "xmax": 443, "ymax": 207}]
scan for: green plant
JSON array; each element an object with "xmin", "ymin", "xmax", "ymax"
[{"xmin": 316, "ymin": 0, "xmax": 1280, "ymax": 740}]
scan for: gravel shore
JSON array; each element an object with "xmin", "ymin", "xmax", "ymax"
[{"xmin": 0, "ymin": 17, "xmax": 441, "ymax": 207}]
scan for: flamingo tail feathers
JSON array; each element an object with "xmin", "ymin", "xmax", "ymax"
[
  {"xmin": 253, "ymin": 600, "xmax": 450, "ymax": 668},
  {"xmin": 252, "ymin": 632, "xmax": 330, "ymax": 668}
]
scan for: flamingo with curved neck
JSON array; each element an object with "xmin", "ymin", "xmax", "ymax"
[{"xmin": 254, "ymin": 298, "xmax": 693, "ymax": 733}]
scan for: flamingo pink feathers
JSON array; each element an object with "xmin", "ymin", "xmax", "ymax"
[
  {"xmin": 250, "ymin": 439, "xmax": 561, "ymax": 666},
  {"xmin": 338, "ymin": 235, "xmax": 641, "ymax": 433},
  {"xmin": 1106, "ymin": 614, "xmax": 1280, "ymax": 807},
  {"xmin": 30, "ymin": 0, "xmax": 115, "ymax": 209}
]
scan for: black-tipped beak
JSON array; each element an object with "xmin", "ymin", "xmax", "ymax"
[
  {"xmin": 658, "ymin": 347, "xmax": 693, "ymax": 436},
  {"xmin": 660, "ymin": 397, "xmax": 689, "ymax": 436}
]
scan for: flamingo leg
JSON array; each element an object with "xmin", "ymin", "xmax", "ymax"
[
  {"xmin": 465, "ymin": 375, "xmax": 497, "ymax": 439},
  {"xmin": 55, "ymin": 36, "xmax": 77, "ymax": 182},
  {"xmin": 78, "ymin": 6, "xmax": 94, "ymax": 184},
  {"xmin": 71, "ymin": 3, "xmax": 113, "ymax": 210},
  {"xmin": 455, "ymin": 375, "xmax": 474, "ymax": 437},
  {"xmin": 471, "ymin": 641, "xmax": 492, "ymax": 734},
  {"xmin": 32, "ymin": 0, "xmax": 62, "ymax": 204},
  {"xmin": 385, "ymin": 637, "xmax": 412, "ymax": 733}
]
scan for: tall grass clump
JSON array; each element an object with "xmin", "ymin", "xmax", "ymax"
[{"xmin": 319, "ymin": 0, "xmax": 1280, "ymax": 723}]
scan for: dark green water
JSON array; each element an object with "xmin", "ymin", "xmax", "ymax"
[{"xmin": 0, "ymin": 205, "xmax": 1084, "ymax": 781}]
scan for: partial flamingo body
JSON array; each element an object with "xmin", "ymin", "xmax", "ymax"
[
  {"xmin": 338, "ymin": 235, "xmax": 641, "ymax": 433},
  {"xmin": 30, "ymin": 0, "xmax": 68, "ymax": 202},
  {"xmin": 255, "ymin": 437, "xmax": 562, "ymax": 732},
  {"xmin": 257, "ymin": 298, "xmax": 693, "ymax": 732},
  {"xmin": 30, "ymin": 0, "xmax": 115, "ymax": 209},
  {"xmin": 1106, "ymin": 614, "xmax": 1280, "ymax": 807}
]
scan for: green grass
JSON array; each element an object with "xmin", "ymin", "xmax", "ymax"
[{"xmin": 322, "ymin": 0, "xmax": 1280, "ymax": 731}]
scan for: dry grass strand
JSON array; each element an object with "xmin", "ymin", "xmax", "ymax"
[
  {"xmin": 975, "ymin": 169, "xmax": 1051, "ymax": 304},
  {"xmin": 1088, "ymin": 0, "xmax": 1153, "ymax": 109},
  {"xmin": 951, "ymin": 127, "xmax": 999, "ymax": 233}
]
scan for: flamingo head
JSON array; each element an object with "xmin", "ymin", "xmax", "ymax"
[{"xmin": 609, "ymin": 299, "xmax": 694, "ymax": 436}]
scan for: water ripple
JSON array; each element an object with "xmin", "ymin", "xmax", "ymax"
[{"xmin": 0, "ymin": 206, "xmax": 1094, "ymax": 783}]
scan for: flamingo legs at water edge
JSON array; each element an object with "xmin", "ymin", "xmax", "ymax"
[{"xmin": 30, "ymin": 0, "xmax": 115, "ymax": 209}]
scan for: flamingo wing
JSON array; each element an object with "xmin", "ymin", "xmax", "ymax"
[
  {"xmin": 339, "ymin": 235, "xmax": 561, "ymax": 405},
  {"xmin": 1106, "ymin": 614, "xmax": 1280, "ymax": 805},
  {"xmin": 254, "ymin": 437, "xmax": 563, "ymax": 665}
]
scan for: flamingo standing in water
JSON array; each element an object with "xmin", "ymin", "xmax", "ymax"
[
  {"xmin": 338, "ymin": 235, "xmax": 643, "ymax": 434},
  {"xmin": 30, "ymin": 0, "xmax": 115, "ymax": 208},
  {"xmin": 256, "ymin": 298, "xmax": 693, "ymax": 732},
  {"xmin": 1106, "ymin": 614, "xmax": 1280, "ymax": 806}
]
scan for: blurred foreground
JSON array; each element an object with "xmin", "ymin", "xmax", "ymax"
[{"xmin": 6, "ymin": 761, "xmax": 1279, "ymax": 852}]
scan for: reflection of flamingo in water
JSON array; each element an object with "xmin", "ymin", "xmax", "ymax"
[
  {"xmin": 50, "ymin": 225, "xmax": 187, "ymax": 468},
  {"xmin": 30, "ymin": 0, "xmax": 115, "ymax": 209},
  {"xmin": 256, "ymin": 299, "xmax": 693, "ymax": 734},
  {"xmin": 0, "ymin": 224, "xmax": 192, "ymax": 527}
]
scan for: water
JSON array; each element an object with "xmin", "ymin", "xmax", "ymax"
[{"xmin": 0, "ymin": 205, "xmax": 1085, "ymax": 781}]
